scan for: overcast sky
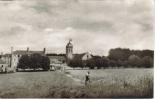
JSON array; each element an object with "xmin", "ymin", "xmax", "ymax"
[{"xmin": 0, "ymin": 0, "xmax": 154, "ymax": 56}]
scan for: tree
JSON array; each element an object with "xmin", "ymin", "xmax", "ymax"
[
  {"xmin": 68, "ymin": 59, "xmax": 83, "ymax": 68},
  {"xmin": 141, "ymin": 56, "xmax": 153, "ymax": 68},
  {"xmin": 18, "ymin": 53, "xmax": 50, "ymax": 71},
  {"xmin": 108, "ymin": 48, "xmax": 131, "ymax": 61},
  {"xmin": 108, "ymin": 60, "xmax": 117, "ymax": 67},
  {"xmin": 128, "ymin": 55, "xmax": 141, "ymax": 67},
  {"xmin": 30, "ymin": 53, "xmax": 42, "ymax": 70},
  {"xmin": 18, "ymin": 55, "xmax": 30, "ymax": 69},
  {"xmin": 101, "ymin": 57, "xmax": 109, "ymax": 68},
  {"xmin": 41, "ymin": 56, "xmax": 50, "ymax": 70},
  {"xmin": 86, "ymin": 58, "xmax": 95, "ymax": 69}
]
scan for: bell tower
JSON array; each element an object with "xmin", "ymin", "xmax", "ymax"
[{"xmin": 66, "ymin": 39, "xmax": 73, "ymax": 61}]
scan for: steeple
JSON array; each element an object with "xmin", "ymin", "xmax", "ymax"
[{"xmin": 66, "ymin": 39, "xmax": 73, "ymax": 60}]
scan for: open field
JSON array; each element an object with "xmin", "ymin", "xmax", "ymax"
[
  {"xmin": 0, "ymin": 68, "xmax": 153, "ymax": 98},
  {"xmin": 65, "ymin": 68, "xmax": 153, "ymax": 98},
  {"xmin": 67, "ymin": 68, "xmax": 153, "ymax": 85},
  {"xmin": 0, "ymin": 71, "xmax": 79, "ymax": 98}
]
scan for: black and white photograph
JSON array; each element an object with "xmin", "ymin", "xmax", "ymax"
[{"xmin": 0, "ymin": 0, "xmax": 154, "ymax": 98}]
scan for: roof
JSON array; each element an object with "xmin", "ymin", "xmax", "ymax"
[
  {"xmin": 13, "ymin": 50, "xmax": 44, "ymax": 55},
  {"xmin": 73, "ymin": 52, "xmax": 93, "ymax": 60},
  {"xmin": 46, "ymin": 53, "xmax": 65, "ymax": 56},
  {"xmin": 73, "ymin": 53, "xmax": 86, "ymax": 60},
  {"xmin": 66, "ymin": 41, "xmax": 73, "ymax": 47},
  {"xmin": 1, "ymin": 54, "xmax": 11, "ymax": 57},
  {"xmin": 48, "ymin": 55, "xmax": 66, "ymax": 60}
]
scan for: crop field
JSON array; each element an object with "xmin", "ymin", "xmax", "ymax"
[
  {"xmin": 66, "ymin": 68, "xmax": 153, "ymax": 98},
  {"xmin": 67, "ymin": 68, "xmax": 153, "ymax": 85},
  {"xmin": 0, "ymin": 68, "xmax": 153, "ymax": 98}
]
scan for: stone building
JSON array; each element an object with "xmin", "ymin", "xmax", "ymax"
[
  {"xmin": 46, "ymin": 54, "xmax": 66, "ymax": 64},
  {"xmin": 11, "ymin": 47, "xmax": 46, "ymax": 71},
  {"xmin": 65, "ymin": 40, "xmax": 92, "ymax": 64},
  {"xmin": 47, "ymin": 39, "xmax": 92, "ymax": 66},
  {"xmin": 1, "ymin": 54, "xmax": 11, "ymax": 66},
  {"xmin": 0, "ymin": 59, "xmax": 8, "ymax": 72},
  {"xmin": 0, "ymin": 39, "xmax": 92, "ymax": 72}
]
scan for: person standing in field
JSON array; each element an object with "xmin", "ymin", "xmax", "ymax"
[{"xmin": 85, "ymin": 71, "xmax": 90, "ymax": 86}]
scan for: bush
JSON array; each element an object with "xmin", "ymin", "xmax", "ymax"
[
  {"xmin": 128, "ymin": 55, "xmax": 141, "ymax": 67},
  {"xmin": 141, "ymin": 56, "xmax": 153, "ymax": 68},
  {"xmin": 18, "ymin": 53, "xmax": 50, "ymax": 71}
]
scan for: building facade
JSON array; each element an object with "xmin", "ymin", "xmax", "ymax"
[
  {"xmin": 66, "ymin": 40, "xmax": 92, "ymax": 64},
  {"xmin": 66, "ymin": 39, "xmax": 73, "ymax": 60}
]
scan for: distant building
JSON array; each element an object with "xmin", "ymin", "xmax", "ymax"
[
  {"xmin": 46, "ymin": 54, "xmax": 66, "ymax": 64},
  {"xmin": 66, "ymin": 39, "xmax": 73, "ymax": 61},
  {"xmin": 0, "ymin": 40, "xmax": 92, "ymax": 71},
  {"xmin": 0, "ymin": 59, "xmax": 8, "ymax": 72},
  {"xmin": 11, "ymin": 47, "xmax": 46, "ymax": 71},
  {"xmin": 73, "ymin": 52, "xmax": 92, "ymax": 61},
  {"xmin": 66, "ymin": 40, "xmax": 93, "ymax": 64},
  {"xmin": 47, "ymin": 40, "xmax": 93, "ymax": 66},
  {"xmin": 1, "ymin": 54, "xmax": 11, "ymax": 66}
]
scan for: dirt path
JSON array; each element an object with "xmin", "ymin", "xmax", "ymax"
[{"xmin": 57, "ymin": 70, "xmax": 84, "ymax": 86}]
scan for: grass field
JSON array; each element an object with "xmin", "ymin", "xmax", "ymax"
[
  {"xmin": 0, "ymin": 68, "xmax": 153, "ymax": 98},
  {"xmin": 0, "ymin": 71, "xmax": 79, "ymax": 98},
  {"xmin": 67, "ymin": 68, "xmax": 153, "ymax": 85},
  {"xmin": 65, "ymin": 68, "xmax": 153, "ymax": 98}
]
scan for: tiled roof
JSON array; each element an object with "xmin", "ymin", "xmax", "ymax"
[
  {"xmin": 73, "ymin": 53, "xmax": 86, "ymax": 60},
  {"xmin": 13, "ymin": 50, "xmax": 44, "ymax": 55},
  {"xmin": 73, "ymin": 52, "xmax": 93, "ymax": 60},
  {"xmin": 48, "ymin": 55, "xmax": 66, "ymax": 60}
]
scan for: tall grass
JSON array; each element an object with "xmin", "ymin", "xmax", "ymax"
[
  {"xmin": 46, "ymin": 75, "xmax": 153, "ymax": 98},
  {"xmin": 0, "ymin": 69, "xmax": 153, "ymax": 98}
]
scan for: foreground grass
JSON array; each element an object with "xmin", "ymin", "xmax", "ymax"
[
  {"xmin": 0, "ymin": 68, "xmax": 153, "ymax": 98},
  {"xmin": 47, "ymin": 73, "xmax": 153, "ymax": 98},
  {"xmin": 0, "ymin": 71, "xmax": 79, "ymax": 98}
]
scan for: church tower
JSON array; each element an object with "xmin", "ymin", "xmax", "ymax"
[{"xmin": 66, "ymin": 39, "xmax": 73, "ymax": 61}]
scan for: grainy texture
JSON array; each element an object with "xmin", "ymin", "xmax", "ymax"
[{"xmin": 0, "ymin": 68, "xmax": 153, "ymax": 98}]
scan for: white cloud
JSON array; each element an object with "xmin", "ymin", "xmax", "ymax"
[{"xmin": 0, "ymin": 0, "xmax": 153, "ymax": 55}]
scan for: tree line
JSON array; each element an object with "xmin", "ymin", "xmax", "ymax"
[
  {"xmin": 18, "ymin": 53, "xmax": 50, "ymax": 71},
  {"xmin": 68, "ymin": 48, "xmax": 154, "ymax": 69}
]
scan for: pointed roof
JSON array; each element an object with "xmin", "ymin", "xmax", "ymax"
[
  {"xmin": 73, "ymin": 52, "xmax": 93, "ymax": 60},
  {"xmin": 66, "ymin": 40, "xmax": 73, "ymax": 47}
]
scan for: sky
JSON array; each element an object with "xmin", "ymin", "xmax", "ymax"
[{"xmin": 0, "ymin": 0, "xmax": 154, "ymax": 56}]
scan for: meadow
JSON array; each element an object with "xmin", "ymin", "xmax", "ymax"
[
  {"xmin": 0, "ymin": 68, "xmax": 153, "ymax": 98},
  {"xmin": 65, "ymin": 68, "xmax": 153, "ymax": 98}
]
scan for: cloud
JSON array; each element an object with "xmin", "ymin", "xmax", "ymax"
[{"xmin": 0, "ymin": 0, "xmax": 153, "ymax": 55}]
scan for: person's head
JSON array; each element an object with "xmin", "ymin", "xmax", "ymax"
[{"xmin": 87, "ymin": 71, "xmax": 90, "ymax": 74}]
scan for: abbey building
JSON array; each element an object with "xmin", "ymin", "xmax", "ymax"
[{"xmin": 0, "ymin": 40, "xmax": 92, "ymax": 72}]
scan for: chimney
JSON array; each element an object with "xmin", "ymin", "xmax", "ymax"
[
  {"xmin": 27, "ymin": 47, "xmax": 29, "ymax": 52},
  {"xmin": 10, "ymin": 47, "xmax": 13, "ymax": 67},
  {"xmin": 43, "ymin": 48, "xmax": 46, "ymax": 54},
  {"xmin": 11, "ymin": 47, "xmax": 13, "ymax": 54}
]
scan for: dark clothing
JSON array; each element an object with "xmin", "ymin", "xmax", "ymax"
[
  {"xmin": 86, "ymin": 75, "xmax": 89, "ymax": 81},
  {"xmin": 85, "ymin": 74, "xmax": 90, "ymax": 85}
]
